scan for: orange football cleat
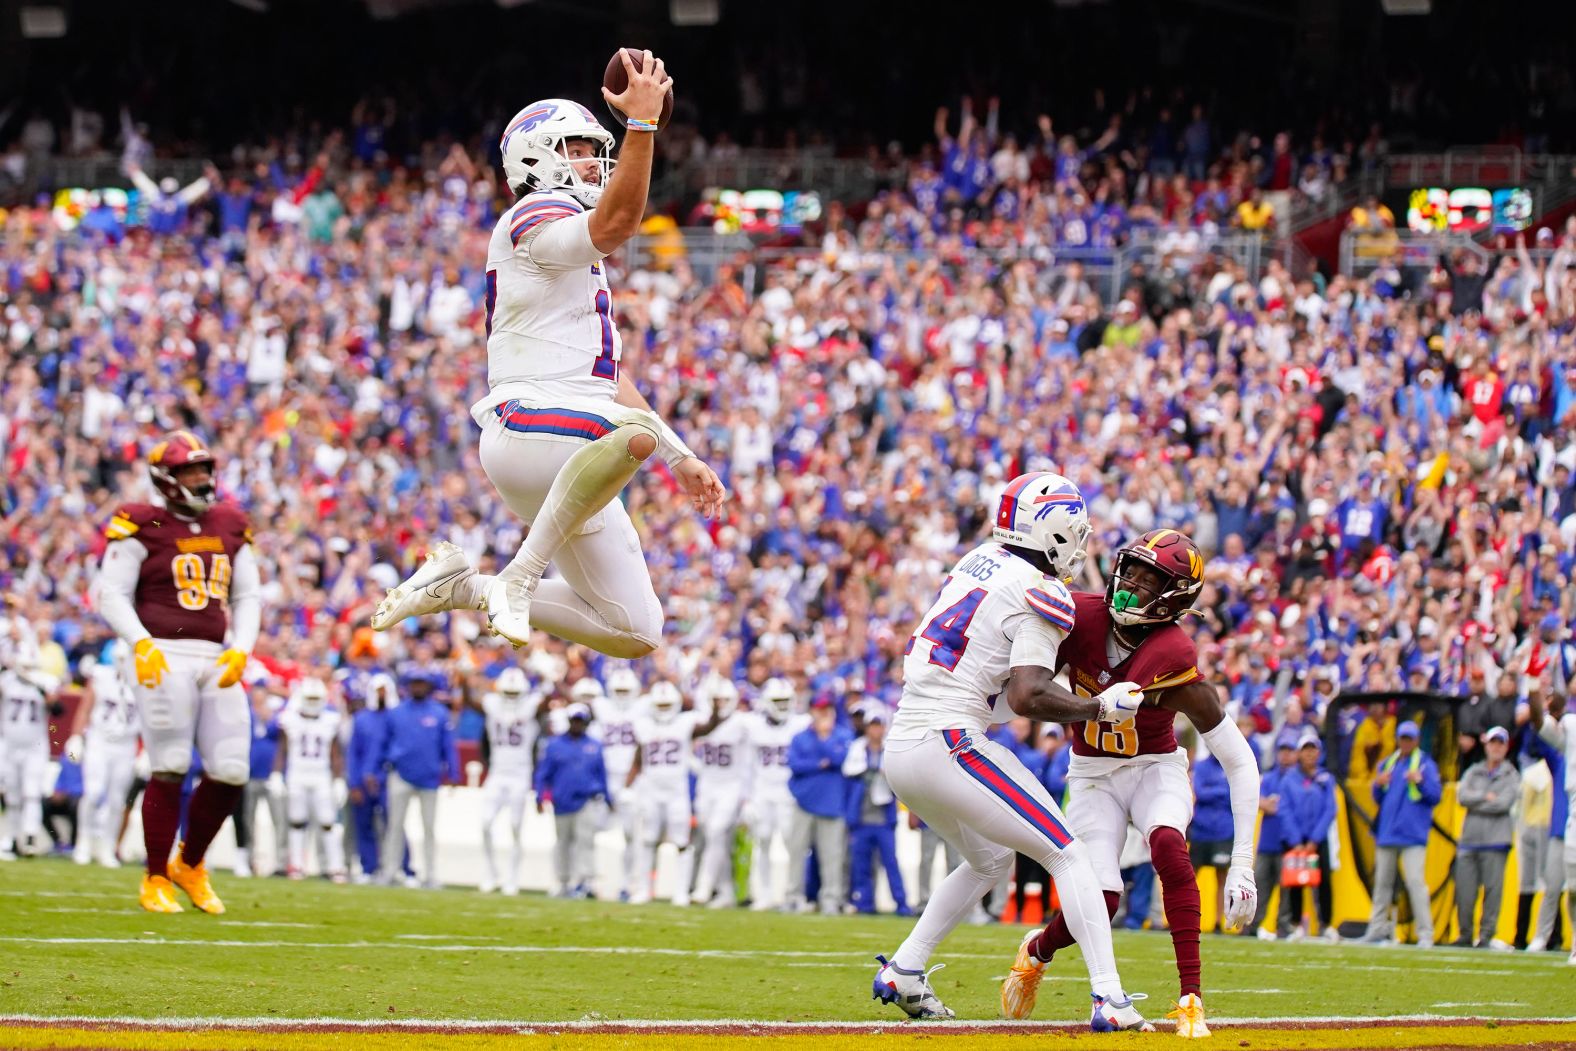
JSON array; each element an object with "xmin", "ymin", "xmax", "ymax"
[
  {"xmin": 169, "ymin": 849, "xmax": 226, "ymax": 915},
  {"xmin": 1000, "ymin": 927, "xmax": 1047, "ymax": 1019},
  {"xmin": 139, "ymin": 875, "xmax": 184, "ymax": 914},
  {"xmin": 1167, "ymin": 993, "xmax": 1211, "ymax": 1038}
]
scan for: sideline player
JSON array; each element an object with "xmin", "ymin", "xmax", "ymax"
[
  {"xmin": 276, "ymin": 678, "xmax": 348, "ymax": 882},
  {"xmin": 875, "ymin": 472, "xmax": 1151, "ymax": 1031},
  {"xmin": 589, "ymin": 669, "xmax": 644, "ymax": 899},
  {"xmin": 370, "ymin": 51, "xmax": 725, "ymax": 656},
  {"xmin": 999, "ymin": 529, "xmax": 1260, "ymax": 1038},
  {"xmin": 478, "ymin": 668, "xmax": 541, "ymax": 895},
  {"xmin": 92, "ymin": 432, "xmax": 260, "ymax": 913},
  {"xmin": 1, "ymin": 651, "xmax": 60, "ymax": 858},
  {"xmin": 72, "ymin": 641, "xmax": 142, "ymax": 867},
  {"xmin": 626, "ymin": 680, "xmax": 723, "ymax": 905},
  {"xmin": 691, "ymin": 676, "xmax": 748, "ymax": 907},
  {"xmin": 745, "ymin": 677, "xmax": 806, "ymax": 910}
]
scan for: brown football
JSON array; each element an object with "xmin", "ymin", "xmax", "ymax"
[{"xmin": 603, "ymin": 47, "xmax": 675, "ymax": 130}]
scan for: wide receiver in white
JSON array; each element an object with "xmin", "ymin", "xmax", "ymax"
[
  {"xmin": 71, "ymin": 641, "xmax": 142, "ymax": 867},
  {"xmin": 625, "ymin": 680, "xmax": 724, "ymax": 905},
  {"xmin": 370, "ymin": 51, "xmax": 725, "ymax": 657},
  {"xmin": 1, "ymin": 650, "xmax": 60, "ymax": 859},
  {"xmin": 587, "ymin": 669, "xmax": 643, "ymax": 899},
  {"xmin": 744, "ymin": 677, "xmax": 806, "ymax": 911},
  {"xmin": 690, "ymin": 676, "xmax": 749, "ymax": 908},
  {"xmin": 478, "ymin": 668, "xmax": 541, "ymax": 895},
  {"xmin": 875, "ymin": 471, "xmax": 1151, "ymax": 1031},
  {"xmin": 276, "ymin": 678, "xmax": 348, "ymax": 883}
]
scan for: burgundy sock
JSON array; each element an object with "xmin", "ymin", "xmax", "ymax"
[
  {"xmin": 1030, "ymin": 889, "xmax": 1122, "ymax": 961},
  {"xmin": 180, "ymin": 777, "xmax": 243, "ymax": 867},
  {"xmin": 1150, "ymin": 826, "xmax": 1203, "ymax": 998},
  {"xmin": 142, "ymin": 778, "xmax": 183, "ymax": 879}
]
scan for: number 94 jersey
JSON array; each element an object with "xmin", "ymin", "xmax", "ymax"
[
  {"xmin": 101, "ymin": 501, "xmax": 253, "ymax": 646},
  {"xmin": 897, "ymin": 543, "xmax": 1076, "ymax": 734}
]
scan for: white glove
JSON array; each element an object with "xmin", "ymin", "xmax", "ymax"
[
  {"xmin": 64, "ymin": 734, "xmax": 84, "ymax": 763},
  {"xmin": 266, "ymin": 771, "xmax": 285, "ymax": 798},
  {"xmin": 332, "ymin": 778, "xmax": 349, "ymax": 809},
  {"xmin": 1222, "ymin": 863, "xmax": 1258, "ymax": 931},
  {"xmin": 1094, "ymin": 680, "xmax": 1144, "ymax": 724}
]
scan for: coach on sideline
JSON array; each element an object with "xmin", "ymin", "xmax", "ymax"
[{"xmin": 1361, "ymin": 721, "xmax": 1442, "ymax": 948}]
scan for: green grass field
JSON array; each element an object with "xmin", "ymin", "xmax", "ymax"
[{"xmin": 0, "ymin": 858, "xmax": 1569, "ymax": 1030}]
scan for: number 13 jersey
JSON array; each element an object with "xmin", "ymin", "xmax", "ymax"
[{"xmin": 896, "ymin": 543, "xmax": 1076, "ymax": 736}]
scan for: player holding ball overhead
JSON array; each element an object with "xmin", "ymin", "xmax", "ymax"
[
  {"xmin": 92, "ymin": 432, "xmax": 262, "ymax": 914},
  {"xmin": 370, "ymin": 48, "xmax": 724, "ymax": 658}
]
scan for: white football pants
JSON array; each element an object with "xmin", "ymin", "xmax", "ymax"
[
  {"xmin": 481, "ymin": 772, "xmax": 531, "ymax": 890},
  {"xmin": 135, "ymin": 640, "xmax": 250, "ymax": 785},
  {"xmin": 76, "ymin": 736, "xmax": 137, "ymax": 859}
]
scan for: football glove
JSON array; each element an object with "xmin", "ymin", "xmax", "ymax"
[
  {"xmin": 1222, "ymin": 863, "xmax": 1259, "ymax": 931},
  {"xmin": 133, "ymin": 639, "xmax": 170, "ymax": 688},
  {"xmin": 1093, "ymin": 680, "xmax": 1144, "ymax": 724},
  {"xmin": 214, "ymin": 648, "xmax": 248, "ymax": 688}
]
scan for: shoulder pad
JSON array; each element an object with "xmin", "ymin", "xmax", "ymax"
[
  {"xmin": 508, "ymin": 192, "xmax": 584, "ymax": 246},
  {"xmin": 104, "ymin": 503, "xmax": 159, "ymax": 541},
  {"xmin": 1024, "ymin": 577, "xmax": 1075, "ymax": 632},
  {"xmin": 206, "ymin": 503, "xmax": 254, "ymax": 543}
]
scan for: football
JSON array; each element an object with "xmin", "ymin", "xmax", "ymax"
[{"xmin": 603, "ymin": 47, "xmax": 675, "ymax": 129}]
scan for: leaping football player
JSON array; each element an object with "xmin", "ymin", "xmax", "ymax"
[
  {"xmin": 876, "ymin": 472, "xmax": 1153, "ymax": 1032},
  {"xmin": 999, "ymin": 529, "xmax": 1260, "ymax": 1038},
  {"xmin": 92, "ymin": 432, "xmax": 261, "ymax": 914},
  {"xmin": 370, "ymin": 50, "xmax": 725, "ymax": 657}
]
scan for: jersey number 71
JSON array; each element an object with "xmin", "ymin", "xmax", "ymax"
[{"xmin": 908, "ymin": 587, "xmax": 987, "ymax": 672}]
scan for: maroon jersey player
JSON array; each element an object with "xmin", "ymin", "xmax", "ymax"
[
  {"xmin": 93, "ymin": 431, "xmax": 261, "ymax": 915},
  {"xmin": 1001, "ymin": 530, "xmax": 1261, "ymax": 1039}
]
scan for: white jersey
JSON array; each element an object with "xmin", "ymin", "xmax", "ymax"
[
  {"xmin": 694, "ymin": 714, "xmax": 752, "ymax": 792},
  {"xmin": 477, "ymin": 190, "xmax": 620, "ymax": 413},
  {"xmin": 895, "ymin": 543, "xmax": 1074, "ymax": 736},
  {"xmin": 746, "ymin": 712, "xmax": 807, "ymax": 797},
  {"xmin": 483, "ymin": 692, "xmax": 539, "ymax": 779},
  {"xmin": 279, "ymin": 707, "xmax": 344, "ymax": 782},
  {"xmin": 0, "ymin": 671, "xmax": 50, "ymax": 755},
  {"xmin": 633, "ymin": 711, "xmax": 700, "ymax": 793},
  {"xmin": 86, "ymin": 662, "xmax": 140, "ymax": 746},
  {"xmin": 593, "ymin": 698, "xmax": 644, "ymax": 785}
]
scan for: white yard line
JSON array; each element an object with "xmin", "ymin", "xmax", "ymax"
[{"xmin": 2, "ymin": 1013, "xmax": 1573, "ymax": 1030}]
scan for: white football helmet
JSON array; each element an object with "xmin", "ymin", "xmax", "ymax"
[
  {"xmin": 296, "ymin": 677, "xmax": 329, "ymax": 717},
  {"xmin": 367, "ymin": 672, "xmax": 398, "ymax": 711},
  {"xmin": 570, "ymin": 677, "xmax": 605, "ymax": 704},
  {"xmin": 607, "ymin": 668, "xmax": 641, "ymax": 707},
  {"xmin": 991, "ymin": 470, "xmax": 1091, "ymax": 581},
  {"xmin": 761, "ymin": 677, "xmax": 794, "ymax": 722},
  {"xmin": 495, "ymin": 667, "xmax": 529, "ymax": 710},
  {"xmin": 648, "ymin": 681, "xmax": 682, "ymax": 722},
  {"xmin": 701, "ymin": 675, "xmax": 740, "ymax": 718},
  {"xmin": 499, "ymin": 99, "xmax": 615, "ymax": 207}
]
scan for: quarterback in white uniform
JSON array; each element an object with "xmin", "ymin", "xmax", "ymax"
[
  {"xmin": 72, "ymin": 641, "xmax": 142, "ymax": 867},
  {"xmin": 625, "ymin": 681, "xmax": 723, "ymax": 905},
  {"xmin": 744, "ymin": 677, "xmax": 807, "ymax": 910},
  {"xmin": 588, "ymin": 669, "xmax": 643, "ymax": 898},
  {"xmin": 875, "ymin": 472, "xmax": 1151, "ymax": 1031},
  {"xmin": 370, "ymin": 52, "xmax": 725, "ymax": 658},
  {"xmin": 0, "ymin": 652, "xmax": 59, "ymax": 858},
  {"xmin": 276, "ymin": 679, "xmax": 348, "ymax": 882},
  {"xmin": 479, "ymin": 668, "xmax": 541, "ymax": 895},
  {"xmin": 690, "ymin": 676, "xmax": 749, "ymax": 908}
]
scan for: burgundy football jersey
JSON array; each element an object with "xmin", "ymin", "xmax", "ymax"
[
  {"xmin": 1058, "ymin": 592, "xmax": 1200, "ymax": 759},
  {"xmin": 103, "ymin": 502, "xmax": 253, "ymax": 645}
]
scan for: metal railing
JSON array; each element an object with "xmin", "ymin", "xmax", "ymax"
[
  {"xmin": 2, "ymin": 153, "xmax": 210, "ymax": 195},
  {"xmin": 1338, "ymin": 229, "xmax": 1490, "ymax": 276}
]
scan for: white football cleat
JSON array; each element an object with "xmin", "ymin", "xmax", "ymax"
[
  {"xmin": 872, "ymin": 955, "xmax": 955, "ymax": 1020},
  {"xmin": 1567, "ymin": 948, "xmax": 1576, "ymax": 967},
  {"xmin": 478, "ymin": 879, "xmax": 497, "ymax": 895},
  {"xmin": 372, "ymin": 542, "xmax": 475, "ymax": 631},
  {"xmin": 1091, "ymin": 992, "xmax": 1153, "ymax": 1033},
  {"xmin": 72, "ymin": 846, "xmax": 92, "ymax": 866},
  {"xmin": 501, "ymin": 882, "xmax": 520, "ymax": 897},
  {"xmin": 483, "ymin": 575, "xmax": 537, "ymax": 649},
  {"xmin": 1167, "ymin": 992, "xmax": 1210, "ymax": 1038}
]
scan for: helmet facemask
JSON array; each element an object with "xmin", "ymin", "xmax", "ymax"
[
  {"xmin": 151, "ymin": 459, "xmax": 217, "ymax": 516},
  {"xmin": 1107, "ymin": 551, "xmax": 1198, "ymax": 627}
]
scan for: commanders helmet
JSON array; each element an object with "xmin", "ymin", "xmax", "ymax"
[
  {"xmin": 499, "ymin": 99, "xmax": 615, "ymax": 207},
  {"xmin": 148, "ymin": 431, "xmax": 217, "ymax": 516},
  {"xmin": 991, "ymin": 471, "xmax": 1091, "ymax": 582},
  {"xmin": 1105, "ymin": 529, "xmax": 1206, "ymax": 628},
  {"xmin": 647, "ymin": 680, "xmax": 682, "ymax": 721}
]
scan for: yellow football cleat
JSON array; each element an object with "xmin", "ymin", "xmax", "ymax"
[
  {"xmin": 1167, "ymin": 993, "xmax": 1211, "ymax": 1038},
  {"xmin": 139, "ymin": 875, "xmax": 184, "ymax": 914},
  {"xmin": 1000, "ymin": 927, "xmax": 1047, "ymax": 1019},
  {"xmin": 168, "ymin": 850, "xmax": 226, "ymax": 915}
]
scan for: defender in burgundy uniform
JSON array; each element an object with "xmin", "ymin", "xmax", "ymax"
[
  {"xmin": 93, "ymin": 432, "xmax": 262, "ymax": 915},
  {"xmin": 1001, "ymin": 530, "xmax": 1261, "ymax": 1039}
]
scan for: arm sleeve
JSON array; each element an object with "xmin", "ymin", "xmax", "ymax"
[
  {"xmin": 524, "ymin": 212, "xmax": 604, "ymax": 271},
  {"xmin": 227, "ymin": 544, "xmax": 262, "ymax": 652},
  {"xmin": 1008, "ymin": 612, "xmax": 1069, "ymax": 670},
  {"xmin": 1201, "ymin": 717, "xmax": 1260, "ymax": 867},
  {"xmin": 93, "ymin": 540, "xmax": 152, "ymax": 644},
  {"xmin": 1419, "ymin": 759, "xmax": 1442, "ymax": 805},
  {"xmin": 178, "ymin": 176, "xmax": 211, "ymax": 205},
  {"xmin": 1455, "ymin": 767, "xmax": 1485, "ymax": 807},
  {"xmin": 787, "ymin": 733, "xmax": 820, "ymax": 776},
  {"xmin": 1310, "ymin": 782, "xmax": 1337, "ymax": 842}
]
